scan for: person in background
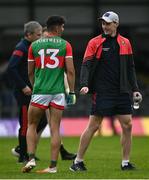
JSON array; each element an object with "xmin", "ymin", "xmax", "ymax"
[
  {"xmin": 22, "ymin": 15, "xmax": 76, "ymax": 173},
  {"xmin": 70, "ymin": 11, "xmax": 142, "ymax": 172}
]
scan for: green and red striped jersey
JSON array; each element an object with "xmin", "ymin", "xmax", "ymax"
[{"xmin": 28, "ymin": 36, "xmax": 73, "ymax": 94}]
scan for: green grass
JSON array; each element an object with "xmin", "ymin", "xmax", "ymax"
[{"xmin": 0, "ymin": 136, "xmax": 149, "ymax": 179}]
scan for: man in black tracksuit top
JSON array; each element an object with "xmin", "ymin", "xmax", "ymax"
[
  {"xmin": 8, "ymin": 21, "xmax": 76, "ymax": 163},
  {"xmin": 70, "ymin": 11, "xmax": 142, "ymax": 172}
]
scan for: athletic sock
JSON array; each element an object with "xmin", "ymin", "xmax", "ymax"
[
  {"xmin": 50, "ymin": 160, "xmax": 57, "ymax": 168},
  {"xmin": 74, "ymin": 157, "xmax": 83, "ymax": 164},
  {"xmin": 122, "ymin": 160, "xmax": 129, "ymax": 167},
  {"xmin": 28, "ymin": 153, "xmax": 35, "ymax": 160}
]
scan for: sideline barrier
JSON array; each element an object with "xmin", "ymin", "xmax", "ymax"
[{"xmin": 0, "ymin": 117, "xmax": 149, "ymax": 137}]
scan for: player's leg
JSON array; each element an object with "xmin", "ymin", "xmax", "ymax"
[
  {"xmin": 27, "ymin": 105, "xmax": 44, "ymax": 157},
  {"xmin": 118, "ymin": 114, "xmax": 132, "ymax": 160},
  {"xmin": 36, "ymin": 107, "xmax": 63, "ymax": 174},
  {"xmin": 116, "ymin": 93, "xmax": 135, "ymax": 170},
  {"xmin": 70, "ymin": 115, "xmax": 103, "ymax": 171},
  {"xmin": 46, "ymin": 106, "xmax": 76, "ymax": 160},
  {"xmin": 22, "ymin": 105, "xmax": 45, "ymax": 173},
  {"xmin": 28, "ymin": 112, "xmax": 47, "ymax": 161},
  {"xmin": 77, "ymin": 115, "xmax": 102, "ymax": 159},
  {"xmin": 36, "ymin": 93, "xmax": 65, "ymax": 173},
  {"xmin": 117, "ymin": 114, "xmax": 135, "ymax": 170},
  {"xmin": 49, "ymin": 107, "xmax": 62, "ymax": 168},
  {"xmin": 36, "ymin": 112, "xmax": 47, "ymax": 146},
  {"xmin": 13, "ymin": 108, "xmax": 46, "ymax": 162}
]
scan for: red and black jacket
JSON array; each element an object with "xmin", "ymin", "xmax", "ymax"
[{"xmin": 80, "ymin": 33, "xmax": 139, "ymax": 93}]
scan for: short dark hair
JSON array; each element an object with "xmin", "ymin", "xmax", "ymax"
[{"xmin": 46, "ymin": 15, "xmax": 66, "ymax": 31}]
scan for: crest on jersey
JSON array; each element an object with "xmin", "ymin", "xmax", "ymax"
[{"xmin": 121, "ymin": 40, "xmax": 125, "ymax": 45}]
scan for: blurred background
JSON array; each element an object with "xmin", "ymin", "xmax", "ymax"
[{"xmin": 0, "ymin": 0, "xmax": 149, "ymax": 136}]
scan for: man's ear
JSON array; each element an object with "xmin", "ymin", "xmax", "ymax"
[
  {"xmin": 55, "ymin": 25, "xmax": 59, "ymax": 33},
  {"xmin": 26, "ymin": 32, "xmax": 32, "ymax": 38},
  {"xmin": 116, "ymin": 22, "xmax": 119, "ymax": 28}
]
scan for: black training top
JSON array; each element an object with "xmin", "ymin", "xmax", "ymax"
[{"xmin": 93, "ymin": 34, "xmax": 120, "ymax": 95}]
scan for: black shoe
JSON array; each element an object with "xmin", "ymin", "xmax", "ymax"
[
  {"xmin": 18, "ymin": 154, "xmax": 40, "ymax": 162},
  {"xmin": 12, "ymin": 146, "xmax": 40, "ymax": 161},
  {"xmin": 35, "ymin": 156, "xmax": 40, "ymax": 161},
  {"xmin": 11, "ymin": 146, "xmax": 20, "ymax": 157},
  {"xmin": 121, "ymin": 162, "xmax": 136, "ymax": 170},
  {"xmin": 60, "ymin": 145, "xmax": 76, "ymax": 160},
  {"xmin": 61, "ymin": 151, "xmax": 77, "ymax": 160},
  {"xmin": 18, "ymin": 156, "xmax": 28, "ymax": 164},
  {"xmin": 70, "ymin": 161, "xmax": 87, "ymax": 172}
]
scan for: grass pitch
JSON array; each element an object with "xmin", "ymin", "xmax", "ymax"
[{"xmin": 0, "ymin": 136, "xmax": 148, "ymax": 179}]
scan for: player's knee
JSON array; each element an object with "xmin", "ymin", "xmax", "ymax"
[
  {"xmin": 88, "ymin": 123, "xmax": 99, "ymax": 133},
  {"xmin": 123, "ymin": 121, "xmax": 132, "ymax": 131}
]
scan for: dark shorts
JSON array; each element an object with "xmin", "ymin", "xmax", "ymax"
[{"xmin": 91, "ymin": 93, "xmax": 133, "ymax": 116}]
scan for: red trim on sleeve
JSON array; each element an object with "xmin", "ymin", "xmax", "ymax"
[
  {"xmin": 66, "ymin": 42, "xmax": 73, "ymax": 57},
  {"xmin": 28, "ymin": 46, "xmax": 34, "ymax": 60},
  {"xmin": 13, "ymin": 50, "xmax": 23, "ymax": 57}
]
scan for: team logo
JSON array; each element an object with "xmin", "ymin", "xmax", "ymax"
[
  {"xmin": 121, "ymin": 40, "xmax": 125, "ymax": 45},
  {"xmin": 104, "ymin": 12, "xmax": 110, "ymax": 17},
  {"xmin": 102, "ymin": 47, "xmax": 110, "ymax": 51}
]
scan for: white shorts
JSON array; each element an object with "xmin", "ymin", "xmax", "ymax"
[{"xmin": 30, "ymin": 93, "xmax": 65, "ymax": 110}]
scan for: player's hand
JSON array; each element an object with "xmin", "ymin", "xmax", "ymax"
[
  {"xmin": 133, "ymin": 92, "xmax": 142, "ymax": 103},
  {"xmin": 22, "ymin": 86, "xmax": 32, "ymax": 95},
  {"xmin": 66, "ymin": 92, "xmax": 76, "ymax": 106},
  {"xmin": 80, "ymin": 87, "xmax": 89, "ymax": 94}
]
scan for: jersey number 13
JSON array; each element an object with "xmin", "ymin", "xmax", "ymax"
[{"xmin": 38, "ymin": 48, "xmax": 59, "ymax": 69}]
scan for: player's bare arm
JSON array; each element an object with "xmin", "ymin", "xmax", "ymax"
[
  {"xmin": 28, "ymin": 61, "xmax": 35, "ymax": 87},
  {"xmin": 64, "ymin": 72, "xmax": 70, "ymax": 93},
  {"xmin": 65, "ymin": 57, "xmax": 75, "ymax": 92}
]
